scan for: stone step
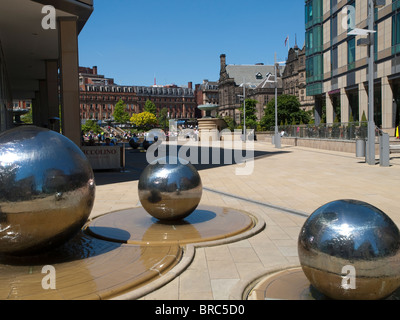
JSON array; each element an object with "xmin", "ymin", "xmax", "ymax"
[{"xmin": 390, "ymin": 145, "xmax": 400, "ymax": 153}]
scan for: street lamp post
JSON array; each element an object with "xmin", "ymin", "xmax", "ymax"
[
  {"xmin": 243, "ymin": 78, "xmax": 246, "ymax": 142},
  {"xmin": 349, "ymin": 0, "xmax": 385, "ymax": 165},
  {"xmin": 366, "ymin": 0, "xmax": 376, "ymax": 165},
  {"xmin": 238, "ymin": 79, "xmax": 249, "ymax": 142},
  {"xmin": 274, "ymin": 53, "xmax": 281, "ymax": 149},
  {"xmin": 264, "ymin": 54, "xmax": 285, "ymax": 149}
]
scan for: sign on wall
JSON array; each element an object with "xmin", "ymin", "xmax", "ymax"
[{"xmin": 81, "ymin": 146, "xmax": 124, "ymax": 170}]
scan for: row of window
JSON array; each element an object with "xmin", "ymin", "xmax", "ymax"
[
  {"xmin": 85, "ymin": 85, "xmax": 194, "ymax": 96},
  {"xmin": 306, "ymin": 0, "xmax": 397, "ymax": 95},
  {"xmin": 393, "ymin": 10, "xmax": 400, "ymax": 54},
  {"xmin": 81, "ymin": 104, "xmax": 135, "ymax": 111},
  {"xmin": 81, "ymin": 103, "xmax": 196, "ymax": 111},
  {"xmin": 81, "ymin": 94, "xmax": 195, "ymax": 103},
  {"xmin": 305, "ymin": 0, "xmax": 323, "ymax": 29},
  {"xmin": 81, "ymin": 112, "xmax": 196, "ymax": 121}
]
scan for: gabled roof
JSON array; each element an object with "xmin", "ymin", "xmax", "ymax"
[
  {"xmin": 255, "ymin": 73, "xmax": 283, "ymax": 89},
  {"xmin": 225, "ymin": 64, "xmax": 284, "ymax": 87}
]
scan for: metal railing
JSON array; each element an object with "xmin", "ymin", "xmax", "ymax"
[{"xmin": 272, "ymin": 122, "xmax": 371, "ymax": 141}]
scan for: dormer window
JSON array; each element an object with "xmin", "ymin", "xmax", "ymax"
[{"xmin": 256, "ymin": 72, "xmax": 263, "ymax": 80}]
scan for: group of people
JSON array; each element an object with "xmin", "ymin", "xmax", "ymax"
[{"xmin": 82, "ymin": 129, "xmax": 129, "ymax": 146}]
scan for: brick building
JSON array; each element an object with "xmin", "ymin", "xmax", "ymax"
[
  {"xmin": 195, "ymin": 80, "xmax": 219, "ymax": 117},
  {"xmin": 79, "ymin": 67, "xmax": 197, "ymax": 122}
]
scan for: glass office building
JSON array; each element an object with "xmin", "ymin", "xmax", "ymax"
[{"xmin": 305, "ymin": 0, "xmax": 400, "ymax": 133}]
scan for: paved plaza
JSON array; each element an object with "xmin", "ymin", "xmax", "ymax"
[{"xmin": 90, "ymin": 140, "xmax": 400, "ymax": 300}]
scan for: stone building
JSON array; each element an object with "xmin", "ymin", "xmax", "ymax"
[
  {"xmin": 248, "ymin": 74, "xmax": 283, "ymax": 121},
  {"xmin": 218, "ymin": 54, "xmax": 284, "ymax": 123},
  {"xmin": 195, "ymin": 80, "xmax": 219, "ymax": 118},
  {"xmin": 282, "ymin": 44, "xmax": 315, "ymax": 113}
]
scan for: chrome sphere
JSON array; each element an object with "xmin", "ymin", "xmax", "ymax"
[
  {"xmin": 298, "ymin": 200, "xmax": 400, "ymax": 300},
  {"xmin": 0, "ymin": 126, "xmax": 95, "ymax": 255},
  {"xmin": 138, "ymin": 157, "xmax": 202, "ymax": 221}
]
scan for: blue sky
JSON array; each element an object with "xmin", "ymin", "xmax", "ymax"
[{"xmin": 78, "ymin": 0, "xmax": 305, "ymax": 87}]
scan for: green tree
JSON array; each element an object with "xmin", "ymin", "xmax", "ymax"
[
  {"xmin": 21, "ymin": 108, "xmax": 33, "ymax": 124},
  {"xmin": 223, "ymin": 116, "xmax": 236, "ymax": 131},
  {"xmin": 144, "ymin": 99, "xmax": 157, "ymax": 115},
  {"xmin": 158, "ymin": 107, "xmax": 169, "ymax": 131},
  {"xmin": 260, "ymin": 95, "xmax": 310, "ymax": 130},
  {"xmin": 113, "ymin": 99, "xmax": 130, "ymax": 123},
  {"xmin": 361, "ymin": 110, "xmax": 368, "ymax": 123},
  {"xmin": 81, "ymin": 119, "xmax": 101, "ymax": 134},
  {"xmin": 239, "ymin": 99, "xmax": 259, "ymax": 129},
  {"xmin": 130, "ymin": 111, "xmax": 158, "ymax": 131}
]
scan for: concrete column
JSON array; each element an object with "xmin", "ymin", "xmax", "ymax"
[
  {"xmin": 326, "ymin": 93, "xmax": 334, "ymax": 124},
  {"xmin": 46, "ymin": 60, "xmax": 60, "ymax": 133},
  {"xmin": 340, "ymin": 88, "xmax": 349, "ymax": 123},
  {"xmin": 359, "ymin": 83, "xmax": 368, "ymax": 121},
  {"xmin": 381, "ymin": 77, "xmax": 394, "ymax": 130},
  {"xmin": 58, "ymin": 17, "xmax": 81, "ymax": 146}
]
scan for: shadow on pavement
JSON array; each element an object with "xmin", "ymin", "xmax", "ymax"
[{"xmin": 93, "ymin": 142, "xmax": 291, "ymax": 186}]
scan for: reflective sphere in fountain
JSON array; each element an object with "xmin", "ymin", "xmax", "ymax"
[
  {"xmin": 298, "ymin": 200, "xmax": 400, "ymax": 300},
  {"xmin": 0, "ymin": 126, "xmax": 96, "ymax": 255},
  {"xmin": 138, "ymin": 157, "xmax": 202, "ymax": 221}
]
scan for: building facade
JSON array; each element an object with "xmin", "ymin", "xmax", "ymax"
[
  {"xmin": 79, "ymin": 67, "xmax": 197, "ymax": 122},
  {"xmin": 306, "ymin": 0, "xmax": 400, "ymax": 133},
  {"xmin": 218, "ymin": 54, "xmax": 284, "ymax": 123},
  {"xmin": 195, "ymin": 80, "xmax": 219, "ymax": 117},
  {"xmin": 248, "ymin": 74, "xmax": 283, "ymax": 121},
  {"xmin": 282, "ymin": 45, "xmax": 315, "ymax": 113},
  {"xmin": 0, "ymin": 0, "xmax": 94, "ymax": 145}
]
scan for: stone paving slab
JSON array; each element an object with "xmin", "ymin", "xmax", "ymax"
[{"xmin": 89, "ymin": 141, "xmax": 400, "ymax": 300}]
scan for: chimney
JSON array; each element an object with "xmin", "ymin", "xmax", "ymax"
[
  {"xmin": 220, "ymin": 54, "xmax": 227, "ymax": 76},
  {"xmin": 220, "ymin": 54, "xmax": 226, "ymax": 68},
  {"xmin": 93, "ymin": 66, "xmax": 98, "ymax": 75},
  {"xmin": 188, "ymin": 82, "xmax": 192, "ymax": 89}
]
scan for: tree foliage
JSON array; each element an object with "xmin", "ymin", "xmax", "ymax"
[
  {"xmin": 158, "ymin": 107, "xmax": 169, "ymax": 131},
  {"xmin": 144, "ymin": 99, "xmax": 157, "ymax": 115},
  {"xmin": 239, "ymin": 99, "xmax": 259, "ymax": 129},
  {"xmin": 21, "ymin": 108, "xmax": 33, "ymax": 124},
  {"xmin": 130, "ymin": 111, "xmax": 158, "ymax": 130},
  {"xmin": 260, "ymin": 95, "xmax": 311, "ymax": 130},
  {"xmin": 113, "ymin": 99, "xmax": 130, "ymax": 123},
  {"xmin": 223, "ymin": 116, "xmax": 236, "ymax": 131},
  {"xmin": 81, "ymin": 119, "xmax": 101, "ymax": 134}
]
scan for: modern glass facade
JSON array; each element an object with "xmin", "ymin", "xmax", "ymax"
[
  {"xmin": 305, "ymin": 0, "xmax": 324, "ymax": 97},
  {"xmin": 305, "ymin": 0, "xmax": 400, "ymax": 132}
]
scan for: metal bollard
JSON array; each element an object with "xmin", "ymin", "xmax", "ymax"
[
  {"xmin": 356, "ymin": 139, "xmax": 366, "ymax": 158},
  {"xmin": 379, "ymin": 133, "xmax": 390, "ymax": 167}
]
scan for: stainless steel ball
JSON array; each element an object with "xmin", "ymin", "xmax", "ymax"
[
  {"xmin": 0, "ymin": 126, "xmax": 96, "ymax": 255},
  {"xmin": 298, "ymin": 200, "xmax": 400, "ymax": 300},
  {"xmin": 138, "ymin": 157, "xmax": 202, "ymax": 221}
]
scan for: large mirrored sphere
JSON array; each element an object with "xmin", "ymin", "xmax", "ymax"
[
  {"xmin": 138, "ymin": 157, "xmax": 202, "ymax": 221},
  {"xmin": 298, "ymin": 200, "xmax": 400, "ymax": 300},
  {"xmin": 0, "ymin": 126, "xmax": 96, "ymax": 255}
]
